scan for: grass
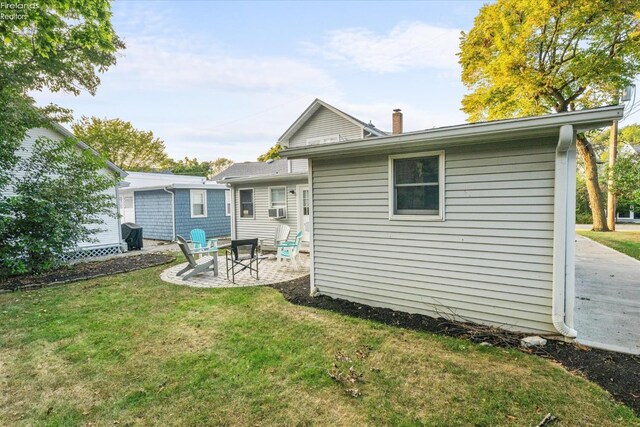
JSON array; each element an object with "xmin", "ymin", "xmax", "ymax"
[
  {"xmin": 0, "ymin": 261, "xmax": 638, "ymax": 426},
  {"xmin": 577, "ymin": 230, "xmax": 640, "ymax": 261}
]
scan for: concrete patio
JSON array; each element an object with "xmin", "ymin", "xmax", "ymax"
[
  {"xmin": 160, "ymin": 253, "xmax": 310, "ymax": 288},
  {"xmin": 574, "ymin": 235, "xmax": 640, "ymax": 355}
]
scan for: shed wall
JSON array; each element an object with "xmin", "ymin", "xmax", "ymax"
[
  {"xmin": 134, "ymin": 190, "xmax": 174, "ymax": 241},
  {"xmin": 174, "ymin": 189, "xmax": 231, "ymax": 239},
  {"xmin": 311, "ymin": 138, "xmax": 558, "ymax": 333}
]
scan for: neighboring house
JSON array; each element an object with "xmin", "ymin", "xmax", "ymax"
[
  {"xmin": 620, "ymin": 143, "xmax": 640, "ymax": 156},
  {"xmin": 120, "ymin": 172, "xmax": 231, "ymax": 241},
  {"xmin": 4, "ymin": 123, "xmax": 128, "ymax": 259},
  {"xmin": 213, "ymin": 98, "xmax": 388, "ymax": 249},
  {"xmin": 617, "ymin": 143, "xmax": 640, "ymax": 223},
  {"xmin": 282, "ymin": 105, "xmax": 624, "ymax": 338}
]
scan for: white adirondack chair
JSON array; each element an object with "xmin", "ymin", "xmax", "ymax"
[
  {"xmin": 276, "ymin": 231, "xmax": 303, "ymax": 270},
  {"xmin": 273, "ymin": 224, "xmax": 291, "ymax": 248}
]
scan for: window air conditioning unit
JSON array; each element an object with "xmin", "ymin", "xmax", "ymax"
[{"xmin": 268, "ymin": 207, "xmax": 286, "ymax": 219}]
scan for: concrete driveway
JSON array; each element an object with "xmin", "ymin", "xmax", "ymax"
[{"xmin": 574, "ymin": 235, "xmax": 640, "ymax": 355}]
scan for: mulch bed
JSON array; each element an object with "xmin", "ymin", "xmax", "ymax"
[
  {"xmin": 271, "ymin": 275, "xmax": 640, "ymax": 416},
  {"xmin": 0, "ymin": 253, "xmax": 175, "ymax": 293}
]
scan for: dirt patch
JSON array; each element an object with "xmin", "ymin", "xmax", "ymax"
[
  {"xmin": 271, "ymin": 275, "xmax": 640, "ymax": 416},
  {"xmin": 0, "ymin": 253, "xmax": 175, "ymax": 293}
]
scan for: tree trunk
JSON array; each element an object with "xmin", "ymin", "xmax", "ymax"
[{"xmin": 576, "ymin": 134, "xmax": 609, "ymax": 231}]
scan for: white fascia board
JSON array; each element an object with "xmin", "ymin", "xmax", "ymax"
[
  {"xmin": 282, "ymin": 105, "xmax": 624, "ymax": 160},
  {"xmin": 277, "ymin": 98, "xmax": 384, "ymax": 146},
  {"xmin": 222, "ymin": 173, "xmax": 309, "ymax": 185},
  {"xmin": 125, "ymin": 184, "xmax": 227, "ymax": 192}
]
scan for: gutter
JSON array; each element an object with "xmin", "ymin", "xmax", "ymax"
[
  {"xmin": 119, "ymin": 183, "xmax": 226, "ymax": 192},
  {"xmin": 221, "ymin": 173, "xmax": 309, "ymax": 185},
  {"xmin": 282, "ymin": 105, "xmax": 624, "ymax": 160},
  {"xmin": 163, "ymin": 187, "xmax": 176, "ymax": 241},
  {"xmin": 552, "ymin": 125, "xmax": 578, "ymax": 338}
]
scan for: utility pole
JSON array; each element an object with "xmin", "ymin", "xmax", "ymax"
[{"xmin": 607, "ymin": 119, "xmax": 618, "ymax": 231}]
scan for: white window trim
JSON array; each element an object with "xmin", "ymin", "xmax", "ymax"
[
  {"xmin": 238, "ymin": 187, "xmax": 255, "ymax": 220},
  {"xmin": 268, "ymin": 186, "xmax": 287, "ymax": 209},
  {"xmin": 190, "ymin": 189, "xmax": 208, "ymax": 218},
  {"xmin": 224, "ymin": 190, "xmax": 231, "ymax": 216},
  {"xmin": 388, "ymin": 150, "xmax": 445, "ymax": 221}
]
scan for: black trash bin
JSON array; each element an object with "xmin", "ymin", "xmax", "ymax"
[{"xmin": 121, "ymin": 223, "xmax": 143, "ymax": 250}]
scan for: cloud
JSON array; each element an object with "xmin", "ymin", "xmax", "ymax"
[
  {"xmin": 113, "ymin": 38, "xmax": 335, "ymax": 92},
  {"xmin": 304, "ymin": 22, "xmax": 461, "ymax": 73}
]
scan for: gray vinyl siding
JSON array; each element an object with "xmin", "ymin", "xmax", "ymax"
[
  {"xmin": 290, "ymin": 159, "xmax": 308, "ymax": 173},
  {"xmin": 174, "ymin": 189, "xmax": 231, "ymax": 239},
  {"xmin": 311, "ymin": 138, "xmax": 558, "ymax": 334},
  {"xmin": 234, "ymin": 179, "xmax": 308, "ymax": 249},
  {"xmin": 5, "ymin": 127, "xmax": 122, "ymax": 250},
  {"xmin": 286, "ymin": 106, "xmax": 364, "ymax": 174},
  {"xmin": 134, "ymin": 190, "xmax": 174, "ymax": 241},
  {"xmin": 289, "ymin": 107, "xmax": 363, "ymax": 148}
]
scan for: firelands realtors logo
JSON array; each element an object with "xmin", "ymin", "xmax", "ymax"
[{"xmin": 0, "ymin": 1, "xmax": 38, "ymax": 20}]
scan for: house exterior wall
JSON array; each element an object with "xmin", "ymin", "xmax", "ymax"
[
  {"xmin": 234, "ymin": 178, "xmax": 308, "ymax": 248},
  {"xmin": 174, "ymin": 189, "xmax": 231, "ymax": 239},
  {"xmin": 134, "ymin": 190, "xmax": 174, "ymax": 240},
  {"xmin": 286, "ymin": 107, "xmax": 364, "ymax": 175},
  {"xmin": 290, "ymin": 159, "xmax": 309, "ymax": 174},
  {"xmin": 6, "ymin": 127, "xmax": 123, "ymax": 251},
  {"xmin": 289, "ymin": 107, "xmax": 363, "ymax": 148},
  {"xmin": 310, "ymin": 138, "xmax": 558, "ymax": 334}
]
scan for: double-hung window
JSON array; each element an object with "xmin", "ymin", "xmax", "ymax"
[
  {"xmin": 269, "ymin": 187, "xmax": 286, "ymax": 209},
  {"xmin": 389, "ymin": 151, "xmax": 444, "ymax": 220},
  {"xmin": 190, "ymin": 190, "xmax": 207, "ymax": 218},
  {"xmin": 239, "ymin": 189, "xmax": 254, "ymax": 218}
]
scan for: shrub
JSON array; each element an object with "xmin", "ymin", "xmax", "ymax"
[{"xmin": 0, "ymin": 136, "xmax": 117, "ymax": 277}]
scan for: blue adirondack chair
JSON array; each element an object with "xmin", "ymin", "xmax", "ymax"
[
  {"xmin": 190, "ymin": 229, "xmax": 218, "ymax": 256},
  {"xmin": 276, "ymin": 231, "xmax": 303, "ymax": 270}
]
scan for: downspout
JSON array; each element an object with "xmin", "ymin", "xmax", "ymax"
[
  {"xmin": 163, "ymin": 187, "xmax": 176, "ymax": 241},
  {"xmin": 552, "ymin": 125, "xmax": 578, "ymax": 338},
  {"xmin": 115, "ymin": 182, "xmax": 125, "ymax": 252},
  {"xmin": 228, "ymin": 184, "xmax": 236, "ymax": 239}
]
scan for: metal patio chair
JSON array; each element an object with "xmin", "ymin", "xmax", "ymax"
[{"xmin": 225, "ymin": 238, "xmax": 260, "ymax": 283}]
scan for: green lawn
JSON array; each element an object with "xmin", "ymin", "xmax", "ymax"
[
  {"xmin": 0, "ymin": 261, "xmax": 638, "ymax": 426},
  {"xmin": 577, "ymin": 230, "xmax": 640, "ymax": 261}
]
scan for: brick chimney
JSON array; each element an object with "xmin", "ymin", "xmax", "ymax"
[{"xmin": 392, "ymin": 109, "xmax": 403, "ymax": 135}]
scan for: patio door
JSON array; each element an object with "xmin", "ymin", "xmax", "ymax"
[{"xmin": 297, "ymin": 185, "xmax": 310, "ymax": 242}]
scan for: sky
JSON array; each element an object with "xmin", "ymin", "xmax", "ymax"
[{"xmin": 30, "ymin": 1, "xmax": 638, "ymax": 163}]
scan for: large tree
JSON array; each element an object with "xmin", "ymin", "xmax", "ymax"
[
  {"xmin": 0, "ymin": 0, "xmax": 124, "ymax": 187},
  {"xmin": 459, "ymin": 0, "xmax": 640, "ymax": 231},
  {"xmin": 72, "ymin": 116, "xmax": 171, "ymax": 171},
  {"xmin": 171, "ymin": 157, "xmax": 234, "ymax": 179},
  {"xmin": 257, "ymin": 144, "xmax": 282, "ymax": 162},
  {"xmin": 0, "ymin": 1, "xmax": 124, "ymax": 275},
  {"xmin": 209, "ymin": 157, "xmax": 234, "ymax": 177},
  {"xmin": 604, "ymin": 124, "xmax": 640, "ymax": 209}
]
